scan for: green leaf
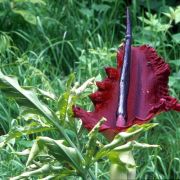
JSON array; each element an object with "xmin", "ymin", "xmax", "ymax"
[
  {"xmin": 79, "ymin": 8, "xmax": 94, "ymax": 18},
  {"xmin": 92, "ymin": 3, "xmax": 110, "ymax": 12},
  {"xmin": 0, "ymin": 71, "xmax": 79, "ymax": 151},
  {"xmin": 0, "ymin": 73, "xmax": 95, "ymax": 179},
  {"xmin": 0, "ymin": 122, "xmax": 53, "ymax": 147},
  {"xmin": 95, "ymin": 123, "xmax": 158, "ymax": 160},
  {"xmin": 72, "ymin": 77, "xmax": 95, "ymax": 95},
  {"xmin": 37, "ymin": 88, "xmax": 56, "ymax": 100},
  {"xmin": 104, "ymin": 123, "xmax": 158, "ymax": 150},
  {"xmin": 85, "ymin": 118, "xmax": 106, "ymax": 165},
  {"xmin": 57, "ymin": 74, "xmax": 77, "ymax": 123},
  {"xmin": 169, "ymin": 59, "xmax": 180, "ymax": 66},
  {"xmin": 48, "ymin": 139, "xmax": 82, "ymax": 168},
  {"xmin": 0, "ymin": 34, "xmax": 11, "ymax": 54},
  {"xmin": 110, "ymin": 141, "xmax": 159, "ymax": 156},
  {"xmin": 172, "ymin": 33, "xmax": 180, "ymax": 43},
  {"xmin": 14, "ymin": 149, "xmax": 30, "ymax": 156},
  {"xmin": 0, "ymin": 71, "xmax": 57, "ymax": 122},
  {"xmin": 109, "ymin": 141, "xmax": 159, "ymax": 180},
  {"xmin": 66, "ymin": 73, "xmax": 75, "ymax": 89},
  {"xmin": 0, "ymin": 0, "xmax": 6, "ymax": 3},
  {"xmin": 58, "ymin": 92, "xmax": 71, "ymax": 122},
  {"xmin": 12, "ymin": 9, "xmax": 37, "ymax": 24},
  {"xmin": 26, "ymin": 137, "xmax": 83, "ymax": 174},
  {"xmin": 10, "ymin": 164, "xmax": 62, "ymax": 180},
  {"xmin": 174, "ymin": 6, "xmax": 180, "ymax": 24}
]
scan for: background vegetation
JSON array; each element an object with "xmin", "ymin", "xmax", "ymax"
[{"xmin": 0, "ymin": 0, "xmax": 180, "ymax": 179}]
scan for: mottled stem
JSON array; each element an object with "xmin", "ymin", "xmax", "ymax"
[{"xmin": 116, "ymin": 7, "xmax": 132, "ymax": 126}]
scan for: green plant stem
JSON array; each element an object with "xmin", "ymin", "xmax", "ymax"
[
  {"xmin": 45, "ymin": 116, "xmax": 96, "ymax": 179},
  {"xmin": 110, "ymin": 151, "xmax": 136, "ymax": 180}
]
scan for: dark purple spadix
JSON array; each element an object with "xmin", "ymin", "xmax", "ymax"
[{"xmin": 116, "ymin": 7, "xmax": 132, "ymax": 127}]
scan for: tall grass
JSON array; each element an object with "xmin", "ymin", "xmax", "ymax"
[{"xmin": 0, "ymin": 0, "xmax": 179, "ymax": 179}]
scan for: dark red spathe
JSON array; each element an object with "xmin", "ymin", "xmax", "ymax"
[{"xmin": 73, "ymin": 45, "xmax": 180, "ymax": 138}]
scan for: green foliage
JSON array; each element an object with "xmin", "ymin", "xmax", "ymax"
[
  {"xmin": 0, "ymin": 72, "xmax": 51, "ymax": 113},
  {"xmin": 0, "ymin": 70, "xmax": 159, "ymax": 179},
  {"xmin": 163, "ymin": 6, "xmax": 180, "ymax": 24},
  {"xmin": 0, "ymin": 0, "xmax": 179, "ymax": 179},
  {"xmin": 0, "ymin": 72, "xmax": 95, "ymax": 179},
  {"xmin": 0, "ymin": 0, "xmax": 45, "ymax": 25}
]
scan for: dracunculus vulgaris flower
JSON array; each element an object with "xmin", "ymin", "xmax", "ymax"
[{"xmin": 73, "ymin": 8, "xmax": 180, "ymax": 140}]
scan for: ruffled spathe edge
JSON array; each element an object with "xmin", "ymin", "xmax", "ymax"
[{"xmin": 73, "ymin": 45, "xmax": 180, "ymax": 139}]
